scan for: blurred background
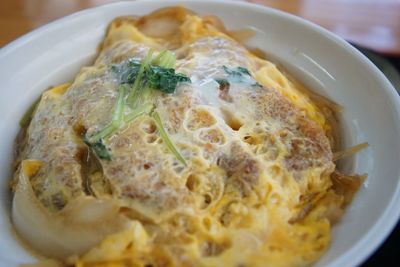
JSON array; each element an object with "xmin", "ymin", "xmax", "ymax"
[
  {"xmin": 0, "ymin": 0, "xmax": 399, "ymax": 266},
  {"xmin": 1, "ymin": 0, "xmax": 399, "ymax": 55}
]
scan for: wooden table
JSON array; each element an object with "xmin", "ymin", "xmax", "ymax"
[{"xmin": 1, "ymin": 0, "xmax": 399, "ymax": 55}]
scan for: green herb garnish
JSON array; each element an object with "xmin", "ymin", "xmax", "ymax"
[
  {"xmin": 152, "ymin": 111, "xmax": 187, "ymax": 166},
  {"xmin": 86, "ymin": 50, "xmax": 190, "ymax": 163},
  {"xmin": 124, "ymin": 103, "xmax": 154, "ymax": 124},
  {"xmin": 127, "ymin": 50, "xmax": 154, "ymax": 108},
  {"xmin": 214, "ymin": 78, "xmax": 230, "ymax": 88},
  {"xmin": 152, "ymin": 50, "xmax": 176, "ymax": 68},
  {"xmin": 214, "ymin": 65, "xmax": 261, "ymax": 87},
  {"xmin": 146, "ymin": 66, "xmax": 191, "ymax": 94},
  {"xmin": 112, "ymin": 50, "xmax": 190, "ymax": 108},
  {"xmin": 87, "ymin": 84, "xmax": 128, "ymax": 144},
  {"xmin": 84, "ymin": 138, "xmax": 111, "ymax": 160}
]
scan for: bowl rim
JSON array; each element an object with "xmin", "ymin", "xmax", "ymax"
[{"xmin": 1, "ymin": 1, "xmax": 400, "ymax": 267}]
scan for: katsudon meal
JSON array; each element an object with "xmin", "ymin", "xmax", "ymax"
[{"xmin": 10, "ymin": 6, "xmax": 367, "ymax": 267}]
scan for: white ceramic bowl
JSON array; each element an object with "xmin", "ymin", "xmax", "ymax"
[{"xmin": 1, "ymin": 1, "xmax": 399, "ymax": 266}]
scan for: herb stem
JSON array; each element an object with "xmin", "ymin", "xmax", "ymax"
[
  {"xmin": 124, "ymin": 103, "xmax": 154, "ymax": 123},
  {"xmin": 112, "ymin": 84, "xmax": 127, "ymax": 123},
  {"xmin": 88, "ymin": 124, "xmax": 117, "ymax": 144},
  {"xmin": 127, "ymin": 49, "xmax": 154, "ymax": 107},
  {"xmin": 88, "ymin": 84, "xmax": 127, "ymax": 143},
  {"xmin": 151, "ymin": 50, "xmax": 168, "ymax": 65},
  {"xmin": 152, "ymin": 50, "xmax": 176, "ymax": 69},
  {"xmin": 152, "ymin": 111, "xmax": 187, "ymax": 166},
  {"xmin": 87, "ymin": 49, "xmax": 190, "ymax": 161}
]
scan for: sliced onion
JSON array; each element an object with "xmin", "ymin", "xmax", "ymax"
[{"xmin": 12, "ymin": 160, "xmax": 129, "ymax": 259}]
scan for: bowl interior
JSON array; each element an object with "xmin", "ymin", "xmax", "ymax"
[{"xmin": 0, "ymin": 1, "xmax": 399, "ymax": 266}]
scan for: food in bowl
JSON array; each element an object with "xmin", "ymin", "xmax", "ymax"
[{"xmin": 10, "ymin": 7, "xmax": 367, "ymax": 267}]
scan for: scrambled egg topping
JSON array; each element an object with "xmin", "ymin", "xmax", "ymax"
[{"xmin": 12, "ymin": 7, "xmax": 363, "ymax": 267}]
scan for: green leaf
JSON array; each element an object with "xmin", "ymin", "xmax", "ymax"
[
  {"xmin": 223, "ymin": 65, "xmax": 251, "ymax": 77},
  {"xmin": 84, "ymin": 138, "xmax": 111, "ymax": 160},
  {"xmin": 120, "ymin": 61, "xmax": 141, "ymax": 84},
  {"xmin": 147, "ymin": 66, "xmax": 191, "ymax": 94},
  {"xmin": 214, "ymin": 78, "xmax": 230, "ymax": 88},
  {"xmin": 221, "ymin": 65, "xmax": 261, "ymax": 87},
  {"xmin": 89, "ymin": 50, "xmax": 191, "ymax": 165},
  {"xmin": 112, "ymin": 50, "xmax": 191, "ymax": 98}
]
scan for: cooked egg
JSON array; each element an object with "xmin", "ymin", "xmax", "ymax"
[{"xmin": 11, "ymin": 7, "xmax": 363, "ymax": 267}]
